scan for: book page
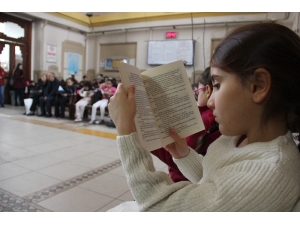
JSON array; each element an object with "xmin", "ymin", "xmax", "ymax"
[
  {"xmin": 141, "ymin": 60, "xmax": 204, "ymax": 147},
  {"xmin": 118, "ymin": 63, "xmax": 162, "ymax": 151}
]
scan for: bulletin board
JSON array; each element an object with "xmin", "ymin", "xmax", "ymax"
[
  {"xmin": 105, "ymin": 58, "xmax": 128, "ymax": 71},
  {"xmin": 147, "ymin": 39, "xmax": 195, "ymax": 66}
]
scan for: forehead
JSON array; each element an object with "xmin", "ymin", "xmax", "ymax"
[{"xmin": 210, "ymin": 67, "xmax": 228, "ymax": 82}]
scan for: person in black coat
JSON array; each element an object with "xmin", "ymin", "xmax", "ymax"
[
  {"xmin": 38, "ymin": 72, "xmax": 60, "ymax": 117},
  {"xmin": 27, "ymin": 74, "xmax": 48, "ymax": 116},
  {"xmin": 12, "ymin": 63, "xmax": 25, "ymax": 106},
  {"xmin": 54, "ymin": 78, "xmax": 76, "ymax": 119}
]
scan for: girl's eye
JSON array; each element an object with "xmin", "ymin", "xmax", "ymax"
[{"xmin": 212, "ymin": 83, "xmax": 220, "ymax": 90}]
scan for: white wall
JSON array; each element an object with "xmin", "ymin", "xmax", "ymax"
[
  {"xmin": 87, "ymin": 12, "xmax": 294, "ymax": 81},
  {"xmin": 44, "ymin": 24, "xmax": 85, "ymax": 72},
  {"xmin": 31, "ymin": 21, "xmax": 86, "ymax": 80},
  {"xmin": 29, "ymin": 12, "xmax": 295, "ymax": 81},
  {"xmin": 86, "ymin": 35, "xmax": 98, "ymax": 71},
  {"xmin": 92, "ymin": 23, "xmax": 246, "ymax": 80}
]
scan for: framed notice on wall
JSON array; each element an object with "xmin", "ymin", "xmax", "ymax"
[
  {"xmin": 67, "ymin": 52, "xmax": 80, "ymax": 75},
  {"xmin": 147, "ymin": 39, "xmax": 195, "ymax": 65},
  {"xmin": 46, "ymin": 44, "xmax": 57, "ymax": 62}
]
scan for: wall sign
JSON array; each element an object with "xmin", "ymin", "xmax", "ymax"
[
  {"xmin": 46, "ymin": 44, "xmax": 57, "ymax": 62},
  {"xmin": 166, "ymin": 32, "xmax": 177, "ymax": 39}
]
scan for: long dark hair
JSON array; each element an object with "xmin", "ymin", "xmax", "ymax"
[
  {"xmin": 211, "ymin": 23, "xmax": 300, "ymax": 136},
  {"xmin": 195, "ymin": 67, "xmax": 219, "ymax": 154},
  {"xmin": 13, "ymin": 63, "xmax": 22, "ymax": 77}
]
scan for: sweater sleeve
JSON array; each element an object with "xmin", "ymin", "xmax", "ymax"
[
  {"xmin": 173, "ymin": 148, "xmax": 203, "ymax": 183},
  {"xmin": 117, "ymin": 132, "xmax": 300, "ymax": 212}
]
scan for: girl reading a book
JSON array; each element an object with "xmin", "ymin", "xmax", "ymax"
[
  {"xmin": 55, "ymin": 78, "xmax": 76, "ymax": 119},
  {"xmin": 74, "ymin": 81, "xmax": 94, "ymax": 122},
  {"xmin": 151, "ymin": 67, "xmax": 221, "ymax": 182},
  {"xmin": 88, "ymin": 78, "xmax": 117, "ymax": 125},
  {"xmin": 108, "ymin": 23, "xmax": 300, "ymax": 212}
]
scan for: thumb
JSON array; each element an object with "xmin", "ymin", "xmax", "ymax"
[
  {"xmin": 116, "ymin": 83, "xmax": 125, "ymax": 94},
  {"xmin": 169, "ymin": 128, "xmax": 183, "ymax": 143},
  {"xmin": 127, "ymin": 85, "xmax": 135, "ymax": 99}
]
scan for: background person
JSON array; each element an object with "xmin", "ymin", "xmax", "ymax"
[
  {"xmin": 74, "ymin": 81, "xmax": 94, "ymax": 122},
  {"xmin": 12, "ymin": 63, "xmax": 25, "ymax": 106},
  {"xmin": 0, "ymin": 62, "xmax": 7, "ymax": 107},
  {"xmin": 151, "ymin": 67, "xmax": 221, "ymax": 182},
  {"xmin": 54, "ymin": 78, "xmax": 76, "ymax": 119},
  {"xmin": 27, "ymin": 74, "xmax": 48, "ymax": 116},
  {"xmin": 38, "ymin": 72, "xmax": 60, "ymax": 117}
]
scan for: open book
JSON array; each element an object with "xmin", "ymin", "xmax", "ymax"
[
  {"xmin": 82, "ymin": 91, "xmax": 90, "ymax": 98},
  {"xmin": 118, "ymin": 60, "xmax": 205, "ymax": 151}
]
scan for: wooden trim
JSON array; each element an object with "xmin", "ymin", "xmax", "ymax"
[
  {"xmin": 27, "ymin": 21, "xmax": 32, "ymax": 82},
  {"xmin": 45, "ymin": 12, "xmax": 265, "ymax": 28},
  {"xmin": 0, "ymin": 12, "xmax": 32, "ymax": 104}
]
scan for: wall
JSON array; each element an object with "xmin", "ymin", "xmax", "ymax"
[
  {"xmin": 29, "ymin": 12, "xmax": 295, "ymax": 84},
  {"xmin": 32, "ymin": 22, "xmax": 86, "ymax": 81},
  {"xmin": 91, "ymin": 23, "xmax": 240, "ymax": 82},
  {"xmin": 86, "ymin": 13, "xmax": 294, "ymax": 84}
]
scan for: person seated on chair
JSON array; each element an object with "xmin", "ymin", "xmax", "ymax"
[
  {"xmin": 74, "ymin": 81, "xmax": 94, "ymax": 122},
  {"xmin": 27, "ymin": 74, "xmax": 48, "ymax": 116},
  {"xmin": 88, "ymin": 78, "xmax": 116, "ymax": 125},
  {"xmin": 79, "ymin": 75, "xmax": 89, "ymax": 89},
  {"xmin": 38, "ymin": 72, "xmax": 60, "ymax": 117},
  {"xmin": 54, "ymin": 78, "xmax": 76, "ymax": 119}
]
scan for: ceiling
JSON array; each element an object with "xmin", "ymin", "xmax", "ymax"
[{"xmin": 50, "ymin": 12, "xmax": 263, "ymax": 28}]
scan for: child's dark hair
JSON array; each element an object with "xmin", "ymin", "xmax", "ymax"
[
  {"xmin": 211, "ymin": 23, "xmax": 300, "ymax": 143},
  {"xmin": 83, "ymin": 81, "xmax": 92, "ymax": 90},
  {"xmin": 107, "ymin": 77, "xmax": 117, "ymax": 88},
  {"xmin": 198, "ymin": 67, "xmax": 212, "ymax": 87},
  {"xmin": 195, "ymin": 67, "xmax": 219, "ymax": 154}
]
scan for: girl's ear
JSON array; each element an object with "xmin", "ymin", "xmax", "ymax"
[
  {"xmin": 205, "ymin": 85, "xmax": 213, "ymax": 99},
  {"xmin": 250, "ymin": 68, "xmax": 271, "ymax": 103}
]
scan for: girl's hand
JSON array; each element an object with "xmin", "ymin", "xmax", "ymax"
[
  {"xmin": 108, "ymin": 84, "xmax": 137, "ymax": 135},
  {"xmin": 164, "ymin": 129, "xmax": 190, "ymax": 159}
]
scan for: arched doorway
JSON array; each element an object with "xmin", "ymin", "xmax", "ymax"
[{"xmin": 0, "ymin": 13, "xmax": 32, "ymax": 104}]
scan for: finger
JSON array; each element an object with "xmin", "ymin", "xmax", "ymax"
[
  {"xmin": 163, "ymin": 144, "xmax": 170, "ymax": 150},
  {"xmin": 127, "ymin": 85, "xmax": 135, "ymax": 99},
  {"xmin": 169, "ymin": 128, "xmax": 183, "ymax": 143},
  {"xmin": 116, "ymin": 83, "xmax": 126, "ymax": 94}
]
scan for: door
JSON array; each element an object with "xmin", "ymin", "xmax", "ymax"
[{"xmin": 0, "ymin": 13, "xmax": 32, "ymax": 104}]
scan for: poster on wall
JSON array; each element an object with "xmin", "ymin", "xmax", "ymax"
[
  {"xmin": 67, "ymin": 52, "xmax": 80, "ymax": 75},
  {"xmin": 46, "ymin": 44, "xmax": 57, "ymax": 62}
]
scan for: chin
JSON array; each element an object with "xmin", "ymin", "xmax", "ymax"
[{"xmin": 219, "ymin": 125, "xmax": 241, "ymax": 137}]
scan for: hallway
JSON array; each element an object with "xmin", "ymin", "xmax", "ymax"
[{"xmin": 0, "ymin": 105, "xmax": 168, "ymax": 212}]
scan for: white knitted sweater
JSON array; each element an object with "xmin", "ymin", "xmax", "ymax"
[{"xmin": 116, "ymin": 131, "xmax": 300, "ymax": 211}]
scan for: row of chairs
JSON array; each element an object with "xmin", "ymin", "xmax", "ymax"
[{"xmin": 49, "ymin": 94, "xmax": 109, "ymax": 120}]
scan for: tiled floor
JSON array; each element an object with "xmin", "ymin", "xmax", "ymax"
[{"xmin": 0, "ymin": 105, "xmax": 168, "ymax": 212}]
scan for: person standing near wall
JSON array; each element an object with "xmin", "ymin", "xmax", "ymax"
[
  {"xmin": 13, "ymin": 63, "xmax": 25, "ymax": 106},
  {"xmin": 0, "ymin": 62, "xmax": 7, "ymax": 107}
]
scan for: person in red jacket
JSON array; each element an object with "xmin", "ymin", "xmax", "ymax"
[
  {"xmin": 0, "ymin": 62, "xmax": 7, "ymax": 107},
  {"xmin": 151, "ymin": 67, "xmax": 221, "ymax": 182},
  {"xmin": 12, "ymin": 63, "xmax": 25, "ymax": 106}
]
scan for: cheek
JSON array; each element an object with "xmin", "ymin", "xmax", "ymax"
[{"xmin": 197, "ymin": 93, "xmax": 207, "ymax": 106}]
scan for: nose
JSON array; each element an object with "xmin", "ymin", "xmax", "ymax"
[{"xmin": 207, "ymin": 95, "xmax": 215, "ymax": 109}]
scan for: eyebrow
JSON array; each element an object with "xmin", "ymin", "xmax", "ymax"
[{"xmin": 211, "ymin": 74, "xmax": 221, "ymax": 83}]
